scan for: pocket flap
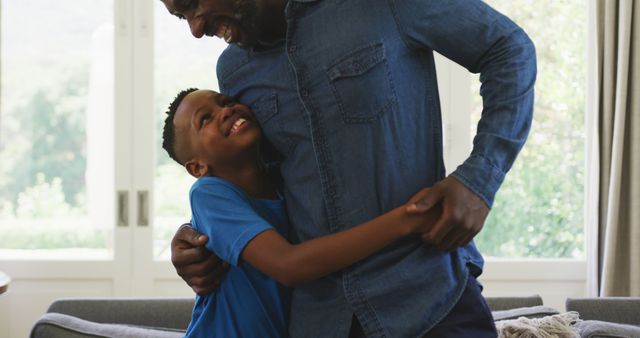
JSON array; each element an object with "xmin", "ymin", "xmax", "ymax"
[
  {"xmin": 251, "ymin": 93, "xmax": 279, "ymax": 123},
  {"xmin": 327, "ymin": 43, "xmax": 385, "ymax": 80}
]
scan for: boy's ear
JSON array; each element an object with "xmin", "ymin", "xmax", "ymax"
[{"xmin": 185, "ymin": 159, "xmax": 210, "ymax": 178}]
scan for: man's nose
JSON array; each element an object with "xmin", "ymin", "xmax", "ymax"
[{"xmin": 187, "ymin": 17, "xmax": 205, "ymax": 39}]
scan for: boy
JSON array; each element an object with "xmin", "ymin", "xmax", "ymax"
[{"xmin": 162, "ymin": 88, "xmax": 438, "ymax": 338}]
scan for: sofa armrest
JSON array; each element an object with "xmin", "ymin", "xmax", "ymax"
[
  {"xmin": 47, "ymin": 297, "xmax": 194, "ymax": 330},
  {"xmin": 566, "ymin": 297, "xmax": 640, "ymax": 326},
  {"xmin": 485, "ymin": 295, "xmax": 543, "ymax": 312}
]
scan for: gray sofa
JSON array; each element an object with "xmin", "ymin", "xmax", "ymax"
[
  {"xmin": 567, "ymin": 297, "xmax": 640, "ymax": 338},
  {"xmin": 30, "ymin": 296, "xmax": 640, "ymax": 338}
]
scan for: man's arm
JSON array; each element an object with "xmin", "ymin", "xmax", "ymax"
[
  {"xmin": 171, "ymin": 224, "xmax": 229, "ymax": 295},
  {"xmin": 392, "ymin": 0, "xmax": 537, "ymax": 250},
  {"xmin": 242, "ymin": 201, "xmax": 440, "ymax": 287}
]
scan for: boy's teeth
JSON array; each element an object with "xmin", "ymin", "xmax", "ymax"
[
  {"xmin": 231, "ymin": 118, "xmax": 246, "ymax": 133},
  {"xmin": 234, "ymin": 118, "xmax": 246, "ymax": 127}
]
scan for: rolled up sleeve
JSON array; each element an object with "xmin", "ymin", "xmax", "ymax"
[{"xmin": 391, "ymin": 0, "xmax": 537, "ymax": 206}]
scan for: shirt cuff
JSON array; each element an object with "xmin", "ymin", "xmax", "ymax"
[{"xmin": 450, "ymin": 155, "xmax": 506, "ymax": 208}]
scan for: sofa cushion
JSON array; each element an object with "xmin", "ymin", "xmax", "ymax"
[
  {"xmin": 30, "ymin": 313, "xmax": 185, "ymax": 338},
  {"xmin": 47, "ymin": 297, "xmax": 194, "ymax": 330},
  {"xmin": 566, "ymin": 298, "xmax": 640, "ymax": 326},
  {"xmin": 573, "ymin": 320, "xmax": 640, "ymax": 338},
  {"xmin": 492, "ymin": 305, "xmax": 561, "ymax": 321},
  {"xmin": 486, "ymin": 295, "xmax": 544, "ymax": 312}
]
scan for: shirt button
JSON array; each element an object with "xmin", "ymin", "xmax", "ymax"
[
  {"xmin": 288, "ymin": 45, "xmax": 297, "ymax": 53},
  {"xmin": 301, "ymin": 89, "xmax": 309, "ymax": 97}
]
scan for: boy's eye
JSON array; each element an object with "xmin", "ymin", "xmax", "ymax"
[
  {"xmin": 222, "ymin": 98, "xmax": 236, "ymax": 107},
  {"xmin": 200, "ymin": 113, "xmax": 212, "ymax": 126}
]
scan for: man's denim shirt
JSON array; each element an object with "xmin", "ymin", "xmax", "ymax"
[{"xmin": 216, "ymin": 0, "xmax": 536, "ymax": 336}]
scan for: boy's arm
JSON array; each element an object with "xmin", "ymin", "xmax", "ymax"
[{"xmin": 241, "ymin": 203, "xmax": 439, "ymax": 287}]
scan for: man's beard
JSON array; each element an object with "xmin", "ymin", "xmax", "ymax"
[{"xmin": 231, "ymin": 0, "xmax": 261, "ymax": 47}]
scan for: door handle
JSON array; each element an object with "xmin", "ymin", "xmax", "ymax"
[
  {"xmin": 117, "ymin": 191, "xmax": 129, "ymax": 227},
  {"xmin": 137, "ymin": 190, "xmax": 149, "ymax": 226}
]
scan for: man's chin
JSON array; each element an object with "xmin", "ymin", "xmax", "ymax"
[{"xmin": 228, "ymin": 30, "xmax": 257, "ymax": 49}]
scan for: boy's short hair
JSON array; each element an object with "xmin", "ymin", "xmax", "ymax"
[{"xmin": 162, "ymin": 88, "xmax": 198, "ymax": 165}]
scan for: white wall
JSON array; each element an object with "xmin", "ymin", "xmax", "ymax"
[{"xmin": 480, "ymin": 260, "xmax": 587, "ymax": 311}]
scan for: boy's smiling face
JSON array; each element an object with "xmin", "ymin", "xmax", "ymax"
[{"xmin": 172, "ymin": 89, "xmax": 261, "ymax": 178}]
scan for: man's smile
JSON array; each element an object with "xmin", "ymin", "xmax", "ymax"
[
  {"xmin": 205, "ymin": 19, "xmax": 242, "ymax": 44},
  {"xmin": 214, "ymin": 21, "xmax": 236, "ymax": 43}
]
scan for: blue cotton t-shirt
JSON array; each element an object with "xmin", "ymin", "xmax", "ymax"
[{"xmin": 184, "ymin": 176, "xmax": 291, "ymax": 338}]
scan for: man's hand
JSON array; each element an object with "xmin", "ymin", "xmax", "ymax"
[
  {"xmin": 406, "ymin": 177, "xmax": 489, "ymax": 251},
  {"xmin": 171, "ymin": 224, "xmax": 229, "ymax": 295}
]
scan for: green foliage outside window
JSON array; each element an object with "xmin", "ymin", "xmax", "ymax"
[
  {"xmin": 0, "ymin": 69, "xmax": 101, "ymax": 249},
  {"xmin": 0, "ymin": 1, "xmax": 111, "ymax": 251},
  {"xmin": 473, "ymin": 0, "xmax": 586, "ymax": 258}
]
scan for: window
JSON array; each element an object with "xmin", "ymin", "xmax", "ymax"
[
  {"xmin": 152, "ymin": 1, "xmax": 228, "ymax": 259},
  {"xmin": 471, "ymin": 0, "xmax": 587, "ymax": 258},
  {"xmin": 0, "ymin": 0, "xmax": 114, "ymax": 259}
]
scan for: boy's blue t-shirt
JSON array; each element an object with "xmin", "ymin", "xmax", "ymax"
[{"xmin": 184, "ymin": 176, "xmax": 291, "ymax": 338}]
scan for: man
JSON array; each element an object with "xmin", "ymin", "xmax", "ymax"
[{"xmin": 161, "ymin": 0, "xmax": 536, "ymax": 337}]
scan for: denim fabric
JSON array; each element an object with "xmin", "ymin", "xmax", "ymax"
[
  {"xmin": 420, "ymin": 270, "xmax": 497, "ymax": 338},
  {"xmin": 216, "ymin": 0, "xmax": 536, "ymax": 337}
]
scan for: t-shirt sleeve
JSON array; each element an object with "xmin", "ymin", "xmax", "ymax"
[{"xmin": 190, "ymin": 181, "xmax": 273, "ymax": 266}]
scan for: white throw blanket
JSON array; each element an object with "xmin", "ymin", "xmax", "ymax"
[{"xmin": 496, "ymin": 311, "xmax": 581, "ymax": 338}]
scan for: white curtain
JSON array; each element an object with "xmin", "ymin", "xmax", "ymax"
[{"xmin": 587, "ymin": 0, "xmax": 640, "ymax": 297}]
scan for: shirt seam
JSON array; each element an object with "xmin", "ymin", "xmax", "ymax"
[
  {"xmin": 417, "ymin": 267, "xmax": 470, "ymax": 337},
  {"xmin": 466, "ymin": 154, "xmax": 506, "ymax": 180},
  {"xmin": 386, "ymin": 0, "xmax": 418, "ymax": 52}
]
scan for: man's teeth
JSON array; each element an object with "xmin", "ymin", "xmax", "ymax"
[
  {"xmin": 216, "ymin": 24, "xmax": 233, "ymax": 43},
  {"xmin": 231, "ymin": 118, "xmax": 246, "ymax": 133}
]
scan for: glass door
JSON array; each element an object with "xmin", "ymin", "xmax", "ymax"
[
  {"xmin": 0, "ymin": 1, "xmax": 135, "ymax": 336},
  {"xmin": 150, "ymin": 0, "xmax": 228, "ymax": 261},
  {"xmin": 128, "ymin": 0, "xmax": 229, "ymax": 296},
  {"xmin": 0, "ymin": 0, "xmax": 115, "ymax": 260}
]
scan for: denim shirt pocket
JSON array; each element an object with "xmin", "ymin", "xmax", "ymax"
[
  {"xmin": 249, "ymin": 93, "xmax": 293, "ymax": 156},
  {"xmin": 251, "ymin": 92, "xmax": 279, "ymax": 124},
  {"xmin": 327, "ymin": 42, "xmax": 398, "ymax": 124}
]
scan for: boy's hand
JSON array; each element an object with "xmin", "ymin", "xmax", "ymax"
[
  {"xmin": 171, "ymin": 224, "xmax": 229, "ymax": 295},
  {"xmin": 406, "ymin": 188, "xmax": 442, "ymax": 236},
  {"xmin": 406, "ymin": 176, "xmax": 489, "ymax": 251},
  {"xmin": 407, "ymin": 187, "xmax": 432, "ymax": 205}
]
